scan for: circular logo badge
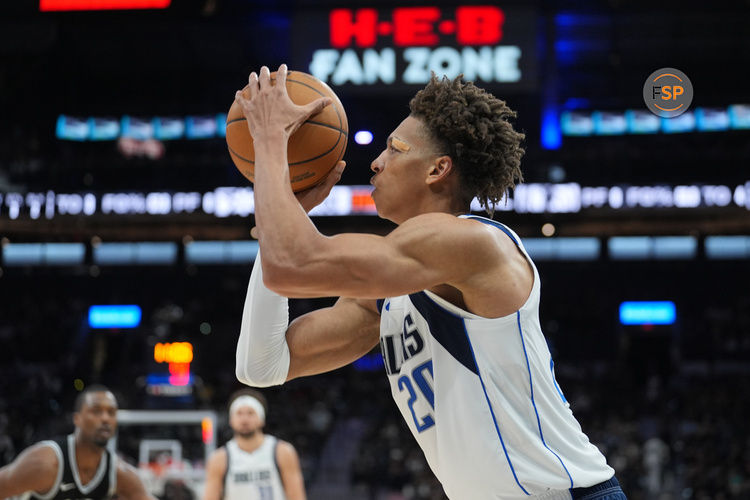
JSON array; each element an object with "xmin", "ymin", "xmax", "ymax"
[{"xmin": 643, "ymin": 68, "xmax": 693, "ymax": 118}]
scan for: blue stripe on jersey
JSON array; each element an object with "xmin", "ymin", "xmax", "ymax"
[
  {"xmin": 460, "ymin": 215, "xmax": 519, "ymax": 246},
  {"xmin": 376, "ymin": 299, "xmax": 385, "ymax": 314},
  {"xmin": 462, "ymin": 317, "xmax": 531, "ymax": 496},
  {"xmin": 516, "ymin": 311, "xmax": 574, "ymax": 488},
  {"xmin": 408, "ymin": 292, "xmax": 478, "ymax": 375}
]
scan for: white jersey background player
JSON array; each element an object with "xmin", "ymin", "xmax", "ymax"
[
  {"xmin": 202, "ymin": 390, "xmax": 305, "ymax": 500},
  {"xmin": 232, "ymin": 65, "xmax": 627, "ymax": 499}
]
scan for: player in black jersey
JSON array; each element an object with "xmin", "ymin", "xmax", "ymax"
[{"xmin": 0, "ymin": 385, "xmax": 154, "ymax": 500}]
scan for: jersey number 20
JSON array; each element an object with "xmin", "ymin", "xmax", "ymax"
[{"xmin": 398, "ymin": 360, "xmax": 435, "ymax": 432}]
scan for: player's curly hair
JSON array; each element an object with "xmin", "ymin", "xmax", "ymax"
[{"xmin": 409, "ymin": 74, "xmax": 525, "ymax": 213}]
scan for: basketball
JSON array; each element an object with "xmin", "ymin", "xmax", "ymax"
[{"xmin": 226, "ymin": 70, "xmax": 348, "ymax": 193}]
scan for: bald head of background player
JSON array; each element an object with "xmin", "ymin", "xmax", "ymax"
[
  {"xmin": 73, "ymin": 385, "xmax": 118, "ymax": 449},
  {"xmin": 202, "ymin": 389, "xmax": 305, "ymax": 500},
  {"xmin": 0, "ymin": 385, "xmax": 155, "ymax": 500}
]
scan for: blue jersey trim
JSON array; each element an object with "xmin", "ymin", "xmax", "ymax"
[
  {"xmin": 409, "ymin": 292, "xmax": 478, "ymax": 375},
  {"xmin": 376, "ymin": 299, "xmax": 385, "ymax": 314},
  {"xmin": 460, "ymin": 215, "xmax": 519, "ymax": 246},
  {"xmin": 516, "ymin": 311, "xmax": 574, "ymax": 488},
  {"xmin": 462, "ymin": 318, "xmax": 531, "ymax": 496}
]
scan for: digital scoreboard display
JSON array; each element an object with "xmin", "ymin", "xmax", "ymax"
[{"xmin": 291, "ymin": 6, "xmax": 538, "ymax": 92}]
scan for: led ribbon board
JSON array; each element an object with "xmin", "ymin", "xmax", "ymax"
[
  {"xmin": 40, "ymin": 0, "xmax": 170, "ymax": 11},
  {"xmin": 291, "ymin": 6, "xmax": 537, "ymax": 91}
]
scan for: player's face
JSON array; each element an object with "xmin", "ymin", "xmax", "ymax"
[
  {"xmin": 229, "ymin": 406, "xmax": 263, "ymax": 438},
  {"xmin": 370, "ymin": 115, "xmax": 445, "ymax": 224},
  {"xmin": 74, "ymin": 391, "xmax": 118, "ymax": 448}
]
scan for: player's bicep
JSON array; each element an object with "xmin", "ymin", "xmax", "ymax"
[
  {"xmin": 286, "ymin": 297, "xmax": 380, "ymax": 380},
  {"xmin": 267, "ymin": 214, "xmax": 487, "ymax": 299}
]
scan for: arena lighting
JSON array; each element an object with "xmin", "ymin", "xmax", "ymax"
[
  {"xmin": 561, "ymin": 105, "xmax": 750, "ymax": 136},
  {"xmin": 201, "ymin": 418, "xmax": 214, "ymax": 445},
  {"xmin": 619, "ymin": 301, "xmax": 676, "ymax": 326},
  {"xmin": 88, "ymin": 305, "xmax": 142, "ymax": 328},
  {"xmin": 40, "ymin": 0, "xmax": 171, "ymax": 11},
  {"xmin": 154, "ymin": 342, "xmax": 193, "ymax": 386},
  {"xmin": 354, "ymin": 130, "xmax": 374, "ymax": 145},
  {"xmin": 541, "ymin": 108, "xmax": 562, "ymax": 149}
]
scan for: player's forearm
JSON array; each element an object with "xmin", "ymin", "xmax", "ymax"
[
  {"xmin": 236, "ymin": 250, "xmax": 291, "ymax": 387},
  {"xmin": 252, "ymin": 138, "xmax": 326, "ymax": 283}
]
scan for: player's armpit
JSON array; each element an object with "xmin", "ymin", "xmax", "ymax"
[
  {"xmin": 275, "ymin": 441, "xmax": 306, "ymax": 500},
  {"xmin": 264, "ymin": 212, "xmax": 500, "ymax": 299},
  {"xmin": 286, "ymin": 297, "xmax": 380, "ymax": 381},
  {"xmin": 116, "ymin": 461, "xmax": 157, "ymax": 500},
  {"xmin": 0, "ymin": 443, "xmax": 58, "ymax": 498},
  {"xmin": 201, "ymin": 449, "xmax": 227, "ymax": 500}
]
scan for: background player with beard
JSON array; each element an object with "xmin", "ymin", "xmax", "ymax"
[
  {"xmin": 202, "ymin": 389, "xmax": 305, "ymax": 500},
  {"xmin": 0, "ymin": 385, "xmax": 154, "ymax": 500}
]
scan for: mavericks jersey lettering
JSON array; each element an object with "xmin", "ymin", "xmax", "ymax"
[
  {"xmin": 378, "ymin": 216, "xmax": 614, "ymax": 500},
  {"xmin": 30, "ymin": 434, "xmax": 116, "ymax": 500},
  {"xmin": 223, "ymin": 436, "xmax": 286, "ymax": 500}
]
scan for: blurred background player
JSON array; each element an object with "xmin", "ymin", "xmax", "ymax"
[
  {"xmin": 0, "ymin": 385, "xmax": 154, "ymax": 500},
  {"xmin": 202, "ymin": 389, "xmax": 305, "ymax": 500}
]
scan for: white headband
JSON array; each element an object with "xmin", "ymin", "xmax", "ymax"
[{"xmin": 229, "ymin": 395, "xmax": 265, "ymax": 422}]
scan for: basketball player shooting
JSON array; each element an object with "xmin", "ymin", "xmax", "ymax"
[
  {"xmin": 233, "ymin": 64, "xmax": 627, "ymax": 499},
  {"xmin": 202, "ymin": 389, "xmax": 305, "ymax": 500},
  {"xmin": 0, "ymin": 385, "xmax": 155, "ymax": 500}
]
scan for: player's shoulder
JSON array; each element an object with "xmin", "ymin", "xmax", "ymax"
[
  {"xmin": 116, "ymin": 458, "xmax": 140, "ymax": 479},
  {"xmin": 206, "ymin": 446, "xmax": 228, "ymax": 468},
  {"xmin": 273, "ymin": 440, "xmax": 299, "ymax": 465},
  {"xmin": 396, "ymin": 212, "xmax": 509, "ymax": 256},
  {"xmin": 16, "ymin": 441, "xmax": 61, "ymax": 473},
  {"xmin": 395, "ymin": 212, "xmax": 495, "ymax": 240}
]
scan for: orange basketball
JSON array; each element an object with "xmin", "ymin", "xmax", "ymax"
[{"xmin": 226, "ymin": 70, "xmax": 348, "ymax": 193}]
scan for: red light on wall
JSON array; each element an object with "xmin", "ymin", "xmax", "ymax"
[
  {"xmin": 154, "ymin": 342, "xmax": 193, "ymax": 364},
  {"xmin": 168, "ymin": 362, "xmax": 191, "ymax": 386},
  {"xmin": 40, "ymin": 0, "xmax": 171, "ymax": 12},
  {"xmin": 328, "ymin": 6, "xmax": 505, "ymax": 49},
  {"xmin": 201, "ymin": 417, "xmax": 214, "ymax": 444}
]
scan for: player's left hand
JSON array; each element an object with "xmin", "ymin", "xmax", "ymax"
[{"xmin": 235, "ymin": 64, "xmax": 331, "ymax": 143}]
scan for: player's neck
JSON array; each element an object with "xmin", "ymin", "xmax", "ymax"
[
  {"xmin": 234, "ymin": 431, "xmax": 264, "ymax": 452},
  {"xmin": 74, "ymin": 437, "xmax": 105, "ymax": 472}
]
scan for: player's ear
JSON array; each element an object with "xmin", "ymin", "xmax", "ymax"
[{"xmin": 425, "ymin": 155, "xmax": 453, "ymax": 185}]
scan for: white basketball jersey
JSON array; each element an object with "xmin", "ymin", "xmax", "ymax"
[
  {"xmin": 223, "ymin": 436, "xmax": 286, "ymax": 500},
  {"xmin": 378, "ymin": 215, "xmax": 614, "ymax": 499}
]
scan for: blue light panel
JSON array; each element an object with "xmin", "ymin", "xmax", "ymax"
[
  {"xmin": 541, "ymin": 108, "xmax": 562, "ymax": 149},
  {"xmin": 620, "ymin": 301, "xmax": 676, "ymax": 325},
  {"xmin": 89, "ymin": 305, "xmax": 142, "ymax": 328},
  {"xmin": 3, "ymin": 243, "xmax": 85, "ymax": 266}
]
